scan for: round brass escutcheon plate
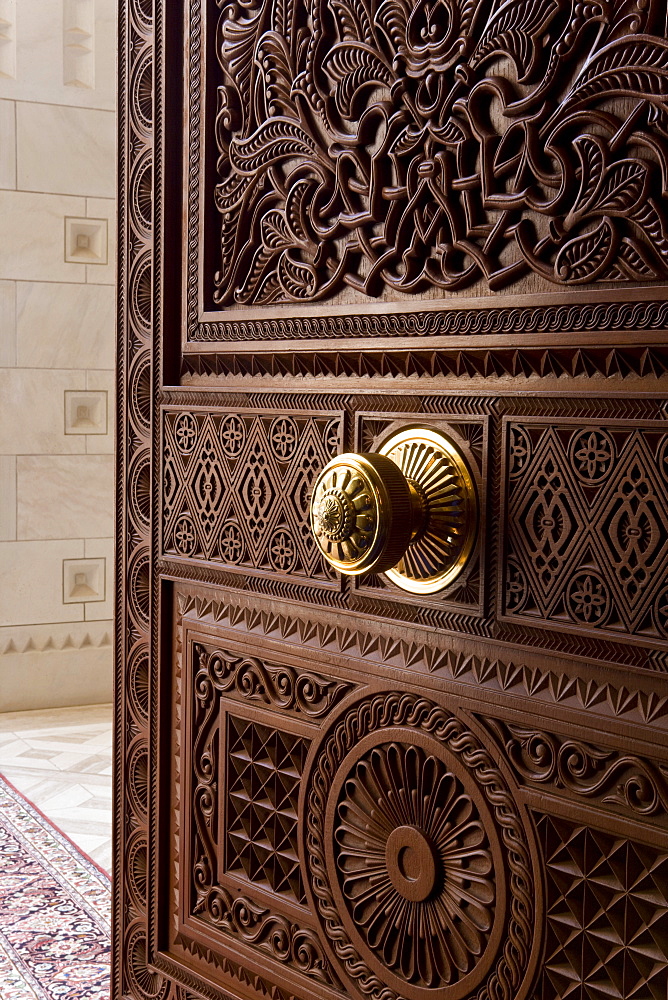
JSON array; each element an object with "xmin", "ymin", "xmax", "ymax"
[
  {"xmin": 379, "ymin": 427, "xmax": 478, "ymax": 594},
  {"xmin": 309, "ymin": 427, "xmax": 477, "ymax": 592}
]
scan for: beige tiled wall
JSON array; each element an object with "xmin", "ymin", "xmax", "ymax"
[{"xmin": 0, "ymin": 0, "xmax": 116, "ymax": 712}]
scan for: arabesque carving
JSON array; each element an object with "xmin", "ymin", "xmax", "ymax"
[
  {"xmin": 192, "ymin": 886, "xmax": 334, "ymax": 985},
  {"xmin": 213, "ymin": 0, "xmax": 668, "ymax": 303},
  {"xmin": 489, "ymin": 719, "xmax": 668, "ymax": 819},
  {"xmin": 192, "ymin": 641, "xmax": 353, "ymax": 717}
]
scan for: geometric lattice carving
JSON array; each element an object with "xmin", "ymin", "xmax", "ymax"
[
  {"xmin": 163, "ymin": 410, "xmax": 341, "ymax": 583},
  {"xmin": 210, "ymin": 0, "xmax": 668, "ymax": 304},
  {"xmin": 225, "ymin": 717, "xmax": 308, "ymax": 905},
  {"xmin": 506, "ymin": 425, "xmax": 668, "ymax": 640},
  {"xmin": 535, "ymin": 815, "xmax": 668, "ymax": 1000}
]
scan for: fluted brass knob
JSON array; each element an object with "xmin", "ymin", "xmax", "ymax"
[
  {"xmin": 310, "ymin": 453, "xmax": 425, "ymax": 576},
  {"xmin": 310, "ymin": 428, "xmax": 478, "ymax": 593}
]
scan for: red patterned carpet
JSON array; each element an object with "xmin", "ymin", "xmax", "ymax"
[{"xmin": 0, "ymin": 774, "xmax": 110, "ymax": 998}]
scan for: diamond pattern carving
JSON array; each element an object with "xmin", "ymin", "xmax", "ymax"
[
  {"xmin": 535, "ymin": 816, "xmax": 668, "ymax": 1000},
  {"xmin": 162, "ymin": 409, "xmax": 341, "ymax": 582},
  {"xmin": 505, "ymin": 424, "xmax": 668, "ymax": 639},
  {"xmin": 225, "ymin": 716, "xmax": 307, "ymax": 905},
  {"xmin": 594, "ymin": 437, "xmax": 668, "ymax": 628},
  {"xmin": 510, "ymin": 430, "xmax": 584, "ymax": 610},
  {"xmin": 189, "ymin": 427, "xmax": 227, "ymax": 555}
]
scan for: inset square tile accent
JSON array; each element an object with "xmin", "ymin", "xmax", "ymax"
[
  {"xmin": 63, "ymin": 558, "xmax": 106, "ymax": 604},
  {"xmin": 64, "ymin": 390, "xmax": 107, "ymax": 435},
  {"xmin": 64, "ymin": 217, "xmax": 108, "ymax": 265}
]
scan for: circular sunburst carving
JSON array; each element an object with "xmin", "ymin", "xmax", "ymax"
[
  {"xmin": 130, "ymin": 151, "xmax": 152, "ymax": 234},
  {"xmin": 127, "ymin": 740, "xmax": 149, "ymax": 818},
  {"xmin": 129, "ymin": 350, "xmax": 151, "ymax": 435},
  {"xmin": 126, "ymin": 926, "xmax": 169, "ymax": 1000},
  {"xmin": 131, "ymin": 50, "xmax": 153, "ymax": 134},
  {"xmin": 126, "ymin": 832, "xmax": 148, "ymax": 910},
  {"xmin": 128, "ymin": 448, "xmax": 151, "ymax": 531},
  {"xmin": 130, "ymin": 252, "xmax": 152, "ymax": 335},
  {"xmin": 304, "ymin": 693, "xmax": 538, "ymax": 1000},
  {"xmin": 127, "ymin": 643, "xmax": 149, "ymax": 723},
  {"xmin": 336, "ymin": 743, "xmax": 494, "ymax": 988},
  {"xmin": 128, "ymin": 548, "xmax": 150, "ymax": 627}
]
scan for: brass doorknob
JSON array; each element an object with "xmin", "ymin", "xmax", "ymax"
[{"xmin": 310, "ymin": 427, "xmax": 478, "ymax": 593}]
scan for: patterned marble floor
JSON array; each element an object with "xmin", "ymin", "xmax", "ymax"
[{"xmin": 0, "ymin": 704, "xmax": 113, "ymax": 873}]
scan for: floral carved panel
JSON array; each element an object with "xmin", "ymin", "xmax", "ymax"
[{"xmin": 207, "ymin": 0, "xmax": 668, "ymax": 305}]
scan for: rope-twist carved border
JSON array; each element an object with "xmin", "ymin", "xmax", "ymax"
[{"xmin": 192, "ymin": 300, "xmax": 668, "ymax": 343}]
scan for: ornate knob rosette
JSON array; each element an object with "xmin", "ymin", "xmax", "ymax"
[
  {"xmin": 310, "ymin": 453, "xmax": 422, "ymax": 576},
  {"xmin": 309, "ymin": 427, "xmax": 478, "ymax": 592}
]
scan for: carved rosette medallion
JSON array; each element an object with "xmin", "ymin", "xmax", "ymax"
[
  {"xmin": 313, "ymin": 479, "xmax": 366, "ymax": 547},
  {"xmin": 304, "ymin": 693, "xmax": 538, "ymax": 1000}
]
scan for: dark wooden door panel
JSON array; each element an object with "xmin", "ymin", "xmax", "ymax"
[
  {"xmin": 147, "ymin": 585, "xmax": 668, "ymax": 1000},
  {"xmin": 116, "ymin": 2, "xmax": 668, "ymax": 1000}
]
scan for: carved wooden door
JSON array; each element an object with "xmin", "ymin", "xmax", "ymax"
[{"xmin": 116, "ymin": 3, "xmax": 668, "ymax": 1000}]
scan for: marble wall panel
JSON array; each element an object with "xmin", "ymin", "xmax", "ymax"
[
  {"xmin": 0, "ymin": 1, "xmax": 117, "ymax": 710},
  {"xmin": 0, "ymin": 280, "xmax": 16, "ymax": 366},
  {"xmin": 0, "ymin": 539, "xmax": 85, "ymax": 627},
  {"xmin": 0, "ymin": 99, "xmax": 16, "ymax": 189},
  {"xmin": 16, "ymin": 455, "xmax": 114, "ymax": 540},
  {"xmin": 16, "ymin": 103, "xmax": 115, "ymax": 198},
  {"xmin": 0, "ymin": 456, "xmax": 16, "ymax": 540},
  {"xmin": 16, "ymin": 282, "xmax": 115, "ymax": 370},
  {"xmin": 0, "ymin": 191, "xmax": 86, "ymax": 282},
  {"xmin": 0, "ymin": 0, "xmax": 116, "ymax": 112},
  {"xmin": 0, "ymin": 369, "xmax": 87, "ymax": 455}
]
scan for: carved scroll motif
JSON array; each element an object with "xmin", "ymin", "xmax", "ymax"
[
  {"xmin": 491, "ymin": 719, "xmax": 668, "ymax": 818},
  {"xmin": 188, "ymin": 638, "xmax": 351, "ymax": 987},
  {"xmin": 193, "ymin": 642, "xmax": 353, "ymax": 717},
  {"xmin": 213, "ymin": 0, "xmax": 668, "ymax": 302},
  {"xmin": 191, "ymin": 886, "xmax": 334, "ymax": 985}
]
